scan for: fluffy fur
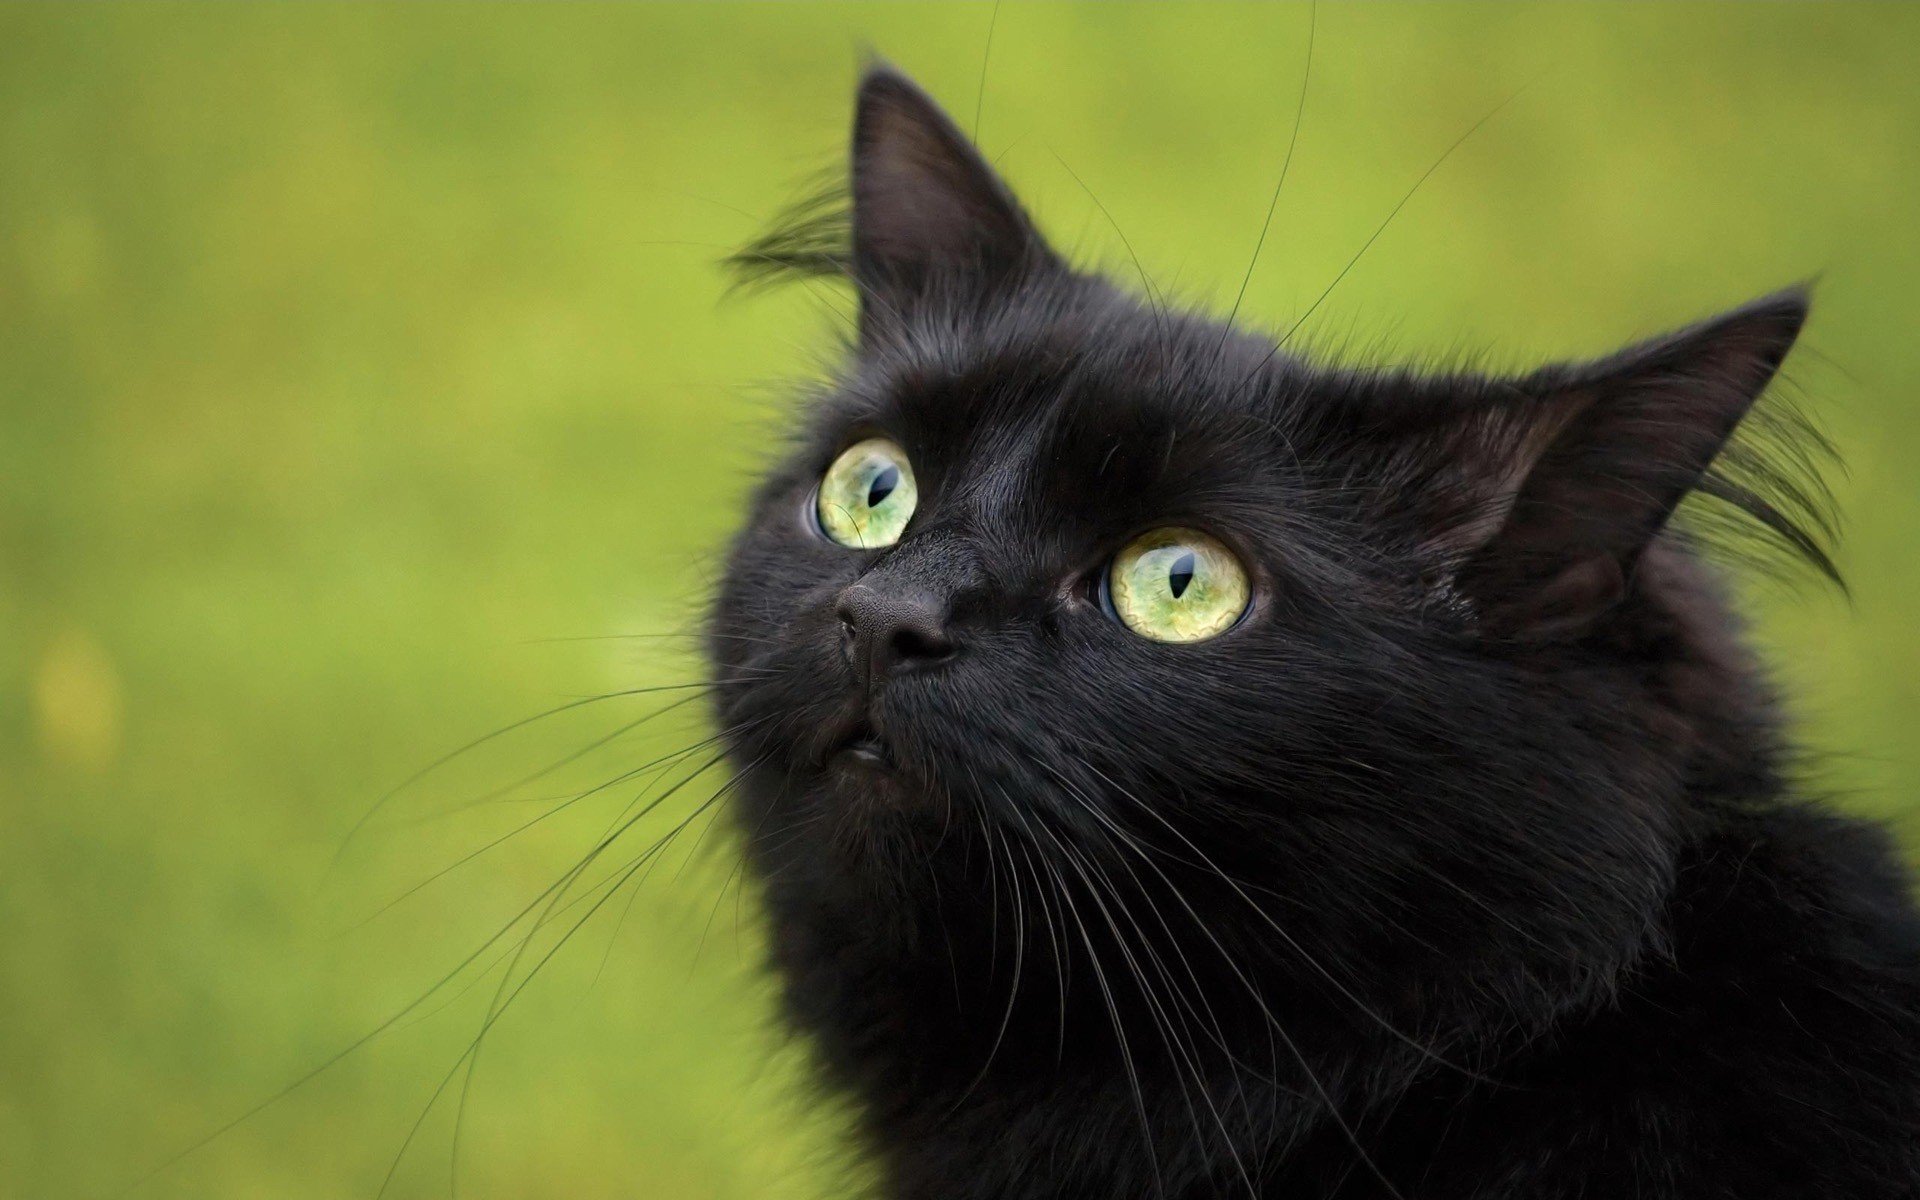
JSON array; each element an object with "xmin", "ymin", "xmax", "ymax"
[{"xmin": 707, "ymin": 67, "xmax": 1920, "ymax": 1199}]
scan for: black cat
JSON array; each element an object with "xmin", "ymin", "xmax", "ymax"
[{"xmin": 707, "ymin": 66, "xmax": 1920, "ymax": 1199}]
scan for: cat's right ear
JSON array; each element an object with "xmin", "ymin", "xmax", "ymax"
[
  {"xmin": 1380, "ymin": 290, "xmax": 1814, "ymax": 640},
  {"xmin": 850, "ymin": 65, "xmax": 1060, "ymax": 339}
]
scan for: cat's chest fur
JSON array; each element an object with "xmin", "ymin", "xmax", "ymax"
[{"xmin": 754, "ymin": 806, "xmax": 1920, "ymax": 1200}]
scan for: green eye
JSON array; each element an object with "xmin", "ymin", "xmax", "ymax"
[
  {"xmin": 1108, "ymin": 527, "xmax": 1250, "ymax": 643},
  {"xmin": 817, "ymin": 437, "xmax": 918, "ymax": 549}
]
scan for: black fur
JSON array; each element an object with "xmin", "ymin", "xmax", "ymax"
[{"xmin": 708, "ymin": 67, "xmax": 1920, "ymax": 1199}]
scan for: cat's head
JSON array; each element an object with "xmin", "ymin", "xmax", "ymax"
[{"xmin": 709, "ymin": 68, "xmax": 1831, "ymax": 1035}]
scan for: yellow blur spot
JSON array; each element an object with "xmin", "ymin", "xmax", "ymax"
[{"xmin": 31, "ymin": 628, "xmax": 124, "ymax": 773}]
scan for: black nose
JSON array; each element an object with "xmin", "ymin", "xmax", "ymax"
[{"xmin": 837, "ymin": 584, "xmax": 956, "ymax": 681}]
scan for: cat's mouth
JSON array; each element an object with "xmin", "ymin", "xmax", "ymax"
[
  {"xmin": 828, "ymin": 721, "xmax": 896, "ymax": 772},
  {"xmin": 839, "ymin": 734, "xmax": 893, "ymax": 770},
  {"xmin": 817, "ymin": 709, "xmax": 901, "ymax": 776}
]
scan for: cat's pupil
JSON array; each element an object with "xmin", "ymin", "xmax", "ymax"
[
  {"xmin": 867, "ymin": 465, "xmax": 899, "ymax": 508},
  {"xmin": 1167, "ymin": 551, "xmax": 1196, "ymax": 599}
]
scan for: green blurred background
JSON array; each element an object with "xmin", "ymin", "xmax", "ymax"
[{"xmin": 3, "ymin": 3, "xmax": 1917, "ymax": 1197}]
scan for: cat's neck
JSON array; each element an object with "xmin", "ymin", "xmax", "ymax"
[{"xmin": 766, "ymin": 790, "xmax": 1897, "ymax": 1200}]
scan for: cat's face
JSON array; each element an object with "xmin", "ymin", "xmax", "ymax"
[
  {"xmin": 721, "ymin": 279, "xmax": 1316, "ymax": 793},
  {"xmin": 709, "ymin": 68, "xmax": 1816, "ymax": 1025}
]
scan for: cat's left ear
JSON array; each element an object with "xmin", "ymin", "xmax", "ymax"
[
  {"xmin": 1425, "ymin": 289, "xmax": 1809, "ymax": 638},
  {"xmin": 849, "ymin": 64, "xmax": 1061, "ymax": 337}
]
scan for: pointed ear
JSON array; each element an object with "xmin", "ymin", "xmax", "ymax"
[
  {"xmin": 850, "ymin": 65, "xmax": 1058, "ymax": 334},
  {"xmin": 1447, "ymin": 289, "xmax": 1809, "ymax": 638}
]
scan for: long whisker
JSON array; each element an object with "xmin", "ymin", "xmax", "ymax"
[
  {"xmin": 1081, "ymin": 759, "xmax": 1500, "ymax": 1086},
  {"xmin": 347, "ymin": 716, "xmax": 764, "ymax": 929},
  {"xmin": 1004, "ymin": 798, "xmax": 1168, "ymax": 1199},
  {"xmin": 428, "ymin": 688, "xmax": 715, "ymax": 819},
  {"xmin": 327, "ymin": 682, "xmax": 710, "ymax": 871},
  {"xmin": 378, "ymin": 791, "xmax": 723, "ymax": 1199},
  {"xmin": 1216, "ymin": 0, "xmax": 1317, "ymax": 356},
  {"xmin": 435, "ymin": 752, "xmax": 759, "ymax": 1198},
  {"xmin": 1042, "ymin": 762, "xmax": 1280, "ymax": 1170},
  {"xmin": 524, "ymin": 630, "xmax": 783, "ymax": 649},
  {"xmin": 1012, "ymin": 836, "xmax": 1071, "ymax": 1064},
  {"xmin": 1064, "ymin": 770, "xmax": 1407, "ymax": 1199},
  {"xmin": 1050, "ymin": 772, "xmax": 1286, "ymax": 1129},
  {"xmin": 1236, "ymin": 79, "xmax": 1532, "ymax": 396},
  {"xmin": 942, "ymin": 817, "xmax": 1030, "ymax": 1116},
  {"xmin": 1045, "ymin": 814, "xmax": 1261, "ymax": 1197},
  {"xmin": 1052, "ymin": 151, "xmax": 1174, "ymax": 350},
  {"xmin": 119, "ymin": 736, "xmax": 755, "ymax": 1196},
  {"xmin": 971, "ymin": 0, "xmax": 1003, "ymax": 141}
]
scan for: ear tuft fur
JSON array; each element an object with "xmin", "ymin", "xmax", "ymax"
[
  {"xmin": 726, "ymin": 171, "xmax": 853, "ymax": 291},
  {"xmin": 727, "ymin": 64, "xmax": 1058, "ymax": 338}
]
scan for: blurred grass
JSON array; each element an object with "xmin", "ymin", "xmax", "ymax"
[{"xmin": 1, "ymin": 3, "xmax": 1917, "ymax": 1198}]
